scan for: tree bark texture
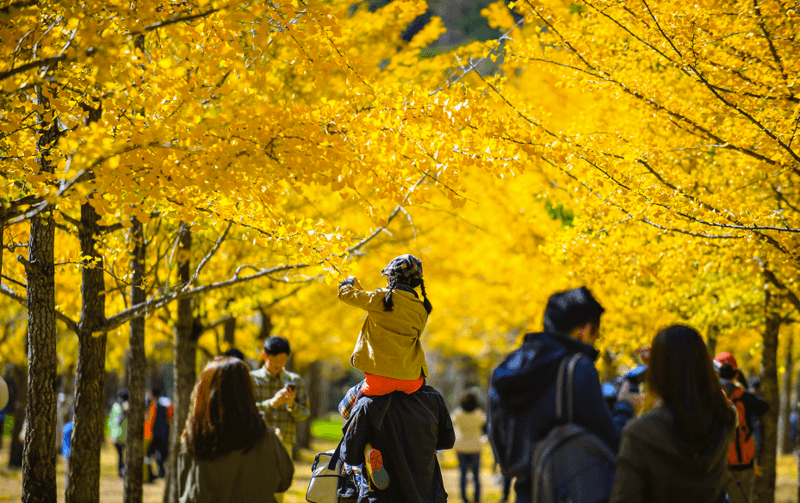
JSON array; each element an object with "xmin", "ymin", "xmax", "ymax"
[
  {"xmin": 779, "ymin": 333, "xmax": 793, "ymax": 454},
  {"xmin": 165, "ymin": 223, "xmax": 195, "ymax": 503},
  {"xmin": 223, "ymin": 316, "xmax": 235, "ymax": 350},
  {"xmin": 706, "ymin": 324, "xmax": 719, "ymax": 358},
  {"xmin": 66, "ymin": 200, "xmax": 108, "ymax": 503},
  {"xmin": 296, "ymin": 361, "xmax": 320, "ymax": 452},
  {"xmin": 6, "ymin": 363, "xmax": 27, "ymax": 468},
  {"xmin": 752, "ymin": 285, "xmax": 780, "ymax": 503},
  {"xmin": 22, "ymin": 85, "xmax": 59, "ymax": 503},
  {"xmin": 124, "ymin": 218, "xmax": 146, "ymax": 503},
  {"xmin": 259, "ymin": 311, "xmax": 272, "ymax": 341}
]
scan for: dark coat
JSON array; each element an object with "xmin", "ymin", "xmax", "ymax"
[
  {"xmin": 177, "ymin": 431, "xmax": 294, "ymax": 503},
  {"xmin": 488, "ymin": 332, "xmax": 635, "ymax": 503},
  {"xmin": 610, "ymin": 403, "xmax": 735, "ymax": 503},
  {"xmin": 340, "ymin": 386, "xmax": 455, "ymax": 503}
]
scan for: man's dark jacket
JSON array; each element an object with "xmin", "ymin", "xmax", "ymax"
[
  {"xmin": 340, "ymin": 385, "xmax": 455, "ymax": 503},
  {"xmin": 488, "ymin": 332, "xmax": 635, "ymax": 503}
]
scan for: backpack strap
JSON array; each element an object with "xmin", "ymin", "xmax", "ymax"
[{"xmin": 555, "ymin": 353, "xmax": 585, "ymax": 424}]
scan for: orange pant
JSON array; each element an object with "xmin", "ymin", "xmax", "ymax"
[{"xmin": 361, "ymin": 373, "xmax": 424, "ymax": 396}]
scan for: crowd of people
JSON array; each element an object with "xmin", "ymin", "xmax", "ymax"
[{"xmin": 92, "ymin": 253, "xmax": 773, "ymax": 503}]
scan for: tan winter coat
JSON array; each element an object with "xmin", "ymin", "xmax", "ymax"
[{"xmin": 339, "ymin": 285, "xmax": 429, "ymax": 380}]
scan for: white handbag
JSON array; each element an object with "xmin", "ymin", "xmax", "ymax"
[{"xmin": 306, "ymin": 444, "xmax": 345, "ymax": 503}]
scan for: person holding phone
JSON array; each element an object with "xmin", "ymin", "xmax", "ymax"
[{"xmin": 251, "ymin": 336, "xmax": 310, "ymax": 503}]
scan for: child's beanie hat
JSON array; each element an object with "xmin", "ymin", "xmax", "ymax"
[{"xmin": 381, "ymin": 254, "xmax": 423, "ymax": 279}]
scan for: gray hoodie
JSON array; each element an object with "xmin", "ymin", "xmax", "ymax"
[{"xmin": 610, "ymin": 403, "xmax": 735, "ymax": 503}]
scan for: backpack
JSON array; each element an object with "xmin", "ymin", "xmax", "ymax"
[
  {"xmin": 531, "ymin": 353, "xmax": 617, "ymax": 503},
  {"xmin": 726, "ymin": 387, "xmax": 755, "ymax": 466}
]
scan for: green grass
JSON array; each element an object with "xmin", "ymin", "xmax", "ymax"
[{"xmin": 310, "ymin": 417, "xmax": 344, "ymax": 442}]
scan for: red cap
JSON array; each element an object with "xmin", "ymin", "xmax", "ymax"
[{"xmin": 714, "ymin": 352, "xmax": 737, "ymax": 370}]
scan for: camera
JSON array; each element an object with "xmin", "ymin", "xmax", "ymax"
[{"xmin": 602, "ymin": 364, "xmax": 648, "ymax": 409}]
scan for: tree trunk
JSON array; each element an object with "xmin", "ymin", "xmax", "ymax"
[
  {"xmin": 165, "ymin": 223, "xmax": 195, "ymax": 503},
  {"xmin": 22, "ymin": 84, "xmax": 59, "ymax": 503},
  {"xmin": 259, "ymin": 311, "xmax": 272, "ymax": 341},
  {"xmin": 223, "ymin": 316, "xmax": 236, "ymax": 350},
  {"xmin": 124, "ymin": 217, "xmax": 147, "ymax": 503},
  {"xmin": 752, "ymin": 285, "xmax": 780, "ymax": 503},
  {"xmin": 297, "ymin": 361, "xmax": 321, "ymax": 452},
  {"xmin": 706, "ymin": 324, "xmax": 719, "ymax": 357},
  {"xmin": 6, "ymin": 363, "xmax": 27, "ymax": 468},
  {"xmin": 66, "ymin": 200, "xmax": 108, "ymax": 503},
  {"xmin": 779, "ymin": 333, "xmax": 793, "ymax": 454}
]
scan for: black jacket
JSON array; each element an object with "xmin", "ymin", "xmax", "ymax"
[
  {"xmin": 488, "ymin": 332, "xmax": 635, "ymax": 502},
  {"xmin": 340, "ymin": 386, "xmax": 455, "ymax": 503},
  {"xmin": 610, "ymin": 403, "xmax": 735, "ymax": 503}
]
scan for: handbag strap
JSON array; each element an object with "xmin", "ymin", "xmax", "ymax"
[{"xmin": 326, "ymin": 438, "xmax": 344, "ymax": 471}]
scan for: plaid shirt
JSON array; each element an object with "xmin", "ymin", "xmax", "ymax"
[
  {"xmin": 338, "ymin": 380, "xmax": 365, "ymax": 420},
  {"xmin": 250, "ymin": 367, "xmax": 310, "ymax": 446}
]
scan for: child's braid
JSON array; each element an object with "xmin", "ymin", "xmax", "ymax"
[
  {"xmin": 420, "ymin": 279, "xmax": 433, "ymax": 314},
  {"xmin": 383, "ymin": 276, "xmax": 397, "ymax": 311}
]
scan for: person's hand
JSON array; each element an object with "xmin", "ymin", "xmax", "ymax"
[
  {"xmin": 271, "ymin": 386, "xmax": 296, "ymax": 408},
  {"xmin": 269, "ymin": 390, "xmax": 287, "ymax": 408},
  {"xmin": 284, "ymin": 385, "xmax": 296, "ymax": 408},
  {"xmin": 617, "ymin": 379, "xmax": 644, "ymax": 412},
  {"xmin": 339, "ymin": 276, "xmax": 362, "ymax": 290},
  {"xmin": 636, "ymin": 345, "xmax": 651, "ymax": 364}
]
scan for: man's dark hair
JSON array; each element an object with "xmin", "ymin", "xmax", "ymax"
[
  {"xmin": 263, "ymin": 336, "xmax": 291, "ymax": 356},
  {"xmin": 543, "ymin": 286, "xmax": 605, "ymax": 335},
  {"xmin": 223, "ymin": 348, "xmax": 245, "ymax": 360},
  {"xmin": 151, "ymin": 387, "xmax": 162, "ymax": 398}
]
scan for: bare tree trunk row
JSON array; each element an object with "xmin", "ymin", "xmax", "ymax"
[
  {"xmin": 778, "ymin": 334, "xmax": 793, "ymax": 454},
  {"xmin": 752, "ymin": 284, "xmax": 780, "ymax": 503},
  {"xmin": 125, "ymin": 217, "xmax": 147, "ymax": 503},
  {"xmin": 22, "ymin": 84, "xmax": 59, "ymax": 503},
  {"xmin": 165, "ymin": 223, "xmax": 195, "ymax": 503},
  {"xmin": 66, "ymin": 200, "xmax": 108, "ymax": 503}
]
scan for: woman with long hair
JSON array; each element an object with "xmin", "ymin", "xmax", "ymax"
[
  {"xmin": 610, "ymin": 325, "xmax": 736, "ymax": 503},
  {"xmin": 178, "ymin": 356, "xmax": 294, "ymax": 503}
]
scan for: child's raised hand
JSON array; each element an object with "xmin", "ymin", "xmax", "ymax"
[{"xmin": 338, "ymin": 276, "xmax": 362, "ymax": 290}]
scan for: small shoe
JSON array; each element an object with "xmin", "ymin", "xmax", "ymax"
[{"xmin": 365, "ymin": 448, "xmax": 390, "ymax": 490}]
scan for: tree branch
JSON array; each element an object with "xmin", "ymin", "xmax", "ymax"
[
  {"xmin": 762, "ymin": 268, "xmax": 800, "ymax": 315},
  {"xmin": 0, "ymin": 55, "xmax": 66, "ymax": 82},
  {"xmin": 0, "ymin": 283, "xmax": 79, "ymax": 333},
  {"xmin": 186, "ymin": 221, "xmax": 232, "ymax": 289}
]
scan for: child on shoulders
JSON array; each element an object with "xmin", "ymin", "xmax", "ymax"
[{"xmin": 337, "ymin": 254, "xmax": 433, "ymax": 489}]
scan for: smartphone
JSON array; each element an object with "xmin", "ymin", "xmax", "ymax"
[{"xmin": 285, "ymin": 383, "xmax": 297, "ymax": 392}]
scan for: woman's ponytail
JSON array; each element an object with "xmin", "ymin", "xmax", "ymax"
[{"xmin": 420, "ymin": 280, "xmax": 432, "ymax": 314}]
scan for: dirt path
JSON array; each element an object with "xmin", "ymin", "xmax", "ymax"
[
  {"xmin": 0, "ymin": 439, "xmax": 509, "ymax": 503},
  {"xmin": 2, "ymin": 439, "xmax": 796, "ymax": 502}
]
